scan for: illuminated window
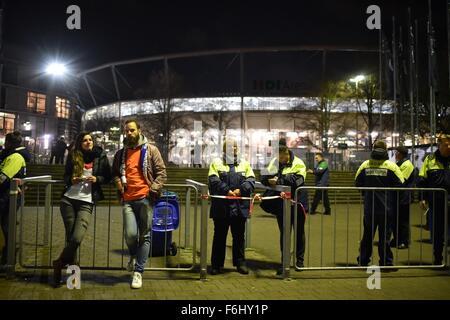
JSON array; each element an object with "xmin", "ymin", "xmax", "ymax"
[
  {"xmin": 56, "ymin": 96, "xmax": 70, "ymax": 119},
  {"xmin": 27, "ymin": 92, "xmax": 46, "ymax": 114},
  {"xmin": 0, "ymin": 112, "xmax": 16, "ymax": 134}
]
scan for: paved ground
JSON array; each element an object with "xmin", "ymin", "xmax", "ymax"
[{"xmin": 0, "ymin": 201, "xmax": 449, "ymax": 300}]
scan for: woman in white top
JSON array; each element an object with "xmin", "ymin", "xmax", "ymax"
[{"xmin": 53, "ymin": 132, "xmax": 111, "ymax": 287}]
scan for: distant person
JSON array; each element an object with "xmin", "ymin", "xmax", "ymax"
[
  {"xmin": 0, "ymin": 132, "xmax": 31, "ymax": 269},
  {"xmin": 390, "ymin": 146, "xmax": 416, "ymax": 249},
  {"xmin": 49, "ymin": 139, "xmax": 57, "ymax": 164},
  {"xmin": 55, "ymin": 137, "xmax": 67, "ymax": 164},
  {"xmin": 355, "ymin": 140, "xmax": 404, "ymax": 266},
  {"xmin": 52, "ymin": 132, "xmax": 111, "ymax": 287},
  {"xmin": 307, "ymin": 153, "xmax": 331, "ymax": 215}
]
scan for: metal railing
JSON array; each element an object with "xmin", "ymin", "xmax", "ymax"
[
  {"xmin": 290, "ymin": 186, "xmax": 449, "ymax": 272},
  {"xmin": 254, "ymin": 182, "xmax": 291, "ymax": 278},
  {"xmin": 6, "ymin": 176, "xmax": 211, "ymax": 280}
]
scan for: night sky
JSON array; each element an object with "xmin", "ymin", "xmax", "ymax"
[{"xmin": 2, "ymin": 0, "xmax": 449, "ymax": 107}]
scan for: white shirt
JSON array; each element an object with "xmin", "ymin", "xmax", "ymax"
[{"xmin": 64, "ymin": 164, "xmax": 93, "ymax": 204}]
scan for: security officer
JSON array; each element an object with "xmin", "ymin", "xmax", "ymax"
[
  {"xmin": 417, "ymin": 133, "xmax": 450, "ymax": 265},
  {"xmin": 355, "ymin": 140, "xmax": 404, "ymax": 266},
  {"xmin": 261, "ymin": 145, "xmax": 307, "ymax": 275},
  {"xmin": 0, "ymin": 131, "xmax": 30, "ymax": 268},
  {"xmin": 390, "ymin": 146, "xmax": 416, "ymax": 249},
  {"xmin": 208, "ymin": 138, "xmax": 255, "ymax": 275},
  {"xmin": 308, "ymin": 153, "xmax": 331, "ymax": 215}
]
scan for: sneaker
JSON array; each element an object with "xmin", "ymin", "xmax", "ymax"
[
  {"xmin": 131, "ymin": 272, "xmax": 142, "ymax": 289},
  {"xmin": 127, "ymin": 256, "xmax": 136, "ymax": 272}
]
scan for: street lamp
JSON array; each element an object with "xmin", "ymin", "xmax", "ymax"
[
  {"xmin": 45, "ymin": 62, "xmax": 68, "ymax": 77},
  {"xmin": 349, "ymin": 75, "xmax": 366, "ymax": 152},
  {"xmin": 349, "ymin": 75, "xmax": 366, "ymax": 89}
]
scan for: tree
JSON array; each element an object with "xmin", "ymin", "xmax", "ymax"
[
  {"xmin": 300, "ymin": 81, "xmax": 349, "ymax": 152},
  {"xmin": 134, "ymin": 70, "xmax": 187, "ymax": 163},
  {"xmin": 351, "ymin": 74, "xmax": 380, "ymax": 149}
]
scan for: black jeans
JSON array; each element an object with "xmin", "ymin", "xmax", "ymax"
[
  {"xmin": 276, "ymin": 206, "xmax": 306, "ymax": 264},
  {"xmin": 310, "ymin": 189, "xmax": 331, "ymax": 214},
  {"xmin": 211, "ymin": 216, "xmax": 246, "ymax": 268}
]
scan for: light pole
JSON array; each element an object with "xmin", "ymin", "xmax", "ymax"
[
  {"xmin": 45, "ymin": 61, "xmax": 85, "ymax": 141},
  {"xmin": 349, "ymin": 75, "xmax": 366, "ymax": 151}
]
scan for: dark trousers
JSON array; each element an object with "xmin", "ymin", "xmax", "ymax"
[
  {"xmin": 55, "ymin": 154, "xmax": 64, "ymax": 165},
  {"xmin": 59, "ymin": 197, "xmax": 93, "ymax": 264},
  {"xmin": 431, "ymin": 203, "xmax": 450, "ymax": 263},
  {"xmin": 391, "ymin": 203, "xmax": 410, "ymax": 245},
  {"xmin": 359, "ymin": 213, "xmax": 393, "ymax": 265},
  {"xmin": 310, "ymin": 190, "xmax": 331, "ymax": 214},
  {"xmin": 0, "ymin": 196, "xmax": 20, "ymax": 265},
  {"xmin": 276, "ymin": 206, "xmax": 306, "ymax": 264},
  {"xmin": 0, "ymin": 202, "xmax": 9, "ymax": 265},
  {"xmin": 211, "ymin": 216, "xmax": 246, "ymax": 268}
]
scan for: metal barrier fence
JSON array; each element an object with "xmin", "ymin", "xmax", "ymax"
[
  {"xmin": 6, "ymin": 176, "xmax": 210, "ymax": 280},
  {"xmin": 291, "ymin": 186, "xmax": 449, "ymax": 272},
  {"xmin": 6, "ymin": 177, "xmax": 448, "ymax": 281}
]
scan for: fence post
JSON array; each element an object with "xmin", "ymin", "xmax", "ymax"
[
  {"xmin": 444, "ymin": 191, "xmax": 449, "ymax": 273},
  {"xmin": 245, "ymin": 216, "xmax": 252, "ymax": 249},
  {"xmin": 185, "ymin": 188, "xmax": 191, "ymax": 248},
  {"xmin": 199, "ymin": 184, "xmax": 209, "ymax": 280},
  {"xmin": 43, "ymin": 183, "xmax": 52, "ymax": 246},
  {"xmin": 6, "ymin": 179, "xmax": 19, "ymax": 279},
  {"xmin": 282, "ymin": 185, "xmax": 291, "ymax": 279}
]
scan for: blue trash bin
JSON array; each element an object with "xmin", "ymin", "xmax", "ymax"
[{"xmin": 150, "ymin": 191, "xmax": 180, "ymax": 257}]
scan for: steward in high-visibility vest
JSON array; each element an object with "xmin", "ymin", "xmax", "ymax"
[
  {"xmin": 260, "ymin": 145, "xmax": 307, "ymax": 275},
  {"xmin": 417, "ymin": 133, "xmax": 450, "ymax": 265},
  {"xmin": 355, "ymin": 140, "xmax": 404, "ymax": 266},
  {"xmin": 208, "ymin": 138, "xmax": 255, "ymax": 275},
  {"xmin": 391, "ymin": 146, "xmax": 416, "ymax": 249},
  {"xmin": 0, "ymin": 131, "xmax": 30, "ymax": 266}
]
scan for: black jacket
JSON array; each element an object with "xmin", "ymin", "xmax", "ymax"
[
  {"xmin": 355, "ymin": 148, "xmax": 404, "ymax": 216},
  {"xmin": 63, "ymin": 146, "xmax": 112, "ymax": 203},
  {"xmin": 208, "ymin": 157, "xmax": 255, "ymax": 219}
]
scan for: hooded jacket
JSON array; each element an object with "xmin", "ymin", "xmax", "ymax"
[
  {"xmin": 112, "ymin": 134, "xmax": 167, "ymax": 198},
  {"xmin": 62, "ymin": 146, "xmax": 112, "ymax": 203}
]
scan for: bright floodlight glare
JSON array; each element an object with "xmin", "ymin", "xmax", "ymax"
[
  {"xmin": 45, "ymin": 63, "xmax": 67, "ymax": 76},
  {"xmin": 349, "ymin": 75, "xmax": 366, "ymax": 83}
]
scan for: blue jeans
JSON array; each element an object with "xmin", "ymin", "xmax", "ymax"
[{"xmin": 123, "ymin": 198, "xmax": 153, "ymax": 273}]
